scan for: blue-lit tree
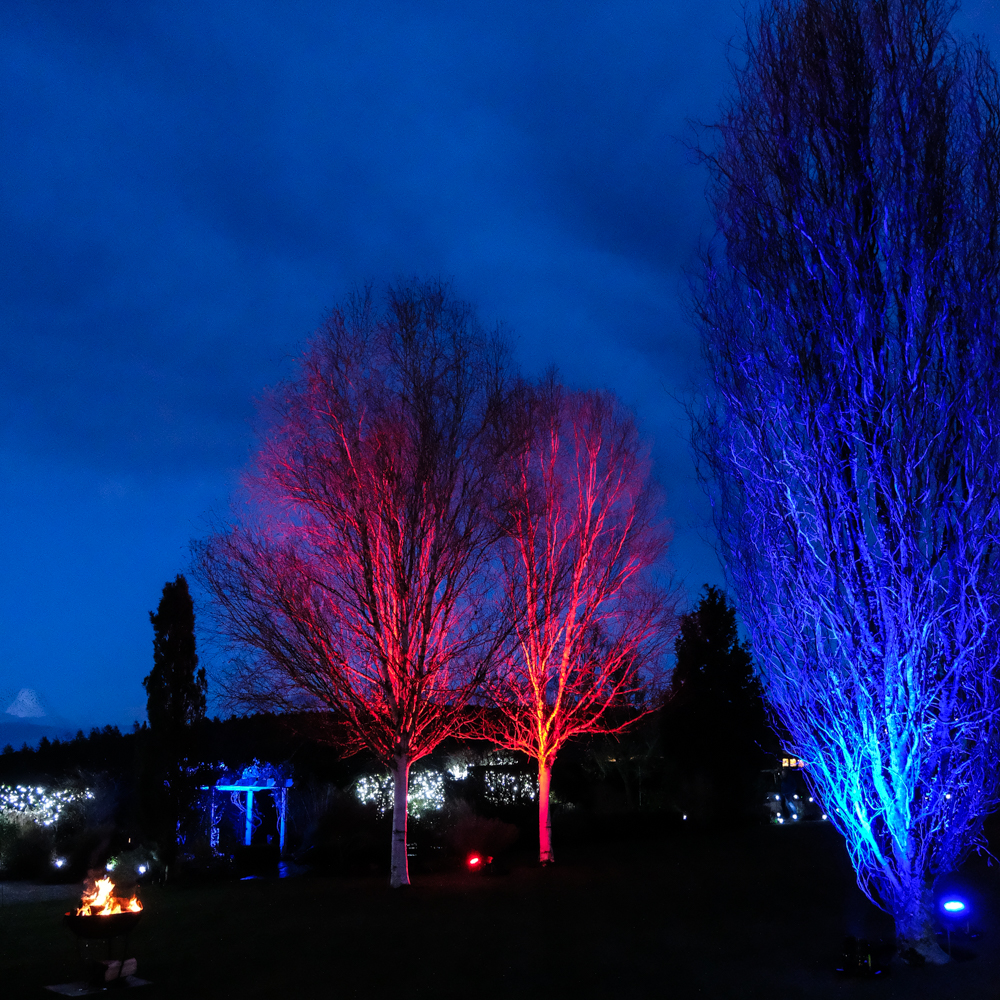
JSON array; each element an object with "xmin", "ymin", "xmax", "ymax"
[{"xmin": 693, "ymin": 0, "xmax": 1000, "ymax": 961}]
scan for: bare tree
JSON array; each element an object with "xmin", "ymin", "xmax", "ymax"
[
  {"xmin": 693, "ymin": 0, "xmax": 1000, "ymax": 960},
  {"xmin": 196, "ymin": 281, "xmax": 511, "ymax": 887},
  {"xmin": 485, "ymin": 378, "xmax": 676, "ymax": 863}
]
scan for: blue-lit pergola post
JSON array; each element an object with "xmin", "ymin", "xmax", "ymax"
[{"xmin": 202, "ymin": 777, "xmax": 292, "ymax": 853}]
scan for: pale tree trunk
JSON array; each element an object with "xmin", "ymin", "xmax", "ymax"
[
  {"xmin": 389, "ymin": 754, "xmax": 411, "ymax": 888},
  {"xmin": 538, "ymin": 759, "xmax": 554, "ymax": 865},
  {"xmin": 895, "ymin": 883, "xmax": 949, "ymax": 964}
]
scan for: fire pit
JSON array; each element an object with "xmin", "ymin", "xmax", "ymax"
[
  {"xmin": 49, "ymin": 875, "xmax": 147, "ymax": 993},
  {"xmin": 64, "ymin": 909, "xmax": 143, "ymax": 940}
]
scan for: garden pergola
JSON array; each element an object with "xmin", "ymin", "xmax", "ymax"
[{"xmin": 201, "ymin": 763, "xmax": 293, "ymax": 854}]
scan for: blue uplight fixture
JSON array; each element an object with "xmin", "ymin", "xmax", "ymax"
[
  {"xmin": 938, "ymin": 893, "xmax": 972, "ymax": 955},
  {"xmin": 939, "ymin": 895, "xmax": 970, "ymax": 923}
]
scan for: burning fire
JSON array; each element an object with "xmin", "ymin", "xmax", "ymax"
[{"xmin": 76, "ymin": 876, "xmax": 142, "ymax": 916}]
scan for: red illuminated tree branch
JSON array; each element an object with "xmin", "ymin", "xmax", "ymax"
[
  {"xmin": 486, "ymin": 379, "xmax": 676, "ymax": 863},
  {"xmin": 196, "ymin": 281, "xmax": 511, "ymax": 887}
]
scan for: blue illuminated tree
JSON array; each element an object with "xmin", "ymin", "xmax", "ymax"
[{"xmin": 693, "ymin": 0, "xmax": 1000, "ymax": 961}]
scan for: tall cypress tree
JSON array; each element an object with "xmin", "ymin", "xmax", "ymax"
[
  {"xmin": 660, "ymin": 586, "xmax": 776, "ymax": 822},
  {"xmin": 141, "ymin": 574, "xmax": 206, "ymax": 864},
  {"xmin": 144, "ymin": 574, "xmax": 206, "ymax": 734}
]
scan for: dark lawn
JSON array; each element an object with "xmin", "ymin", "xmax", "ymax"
[{"xmin": 2, "ymin": 822, "xmax": 998, "ymax": 999}]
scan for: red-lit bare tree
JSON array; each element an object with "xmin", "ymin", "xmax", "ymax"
[
  {"xmin": 196, "ymin": 281, "xmax": 511, "ymax": 887},
  {"xmin": 486, "ymin": 379, "xmax": 676, "ymax": 863}
]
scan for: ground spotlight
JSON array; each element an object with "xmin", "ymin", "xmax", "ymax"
[
  {"xmin": 939, "ymin": 894, "xmax": 971, "ymax": 930},
  {"xmin": 938, "ymin": 894, "xmax": 973, "ymax": 952},
  {"xmin": 466, "ymin": 852, "xmax": 493, "ymax": 872}
]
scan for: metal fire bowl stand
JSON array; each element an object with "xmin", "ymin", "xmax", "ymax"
[
  {"xmin": 63, "ymin": 911, "xmax": 143, "ymax": 940},
  {"xmin": 48, "ymin": 911, "xmax": 149, "ymax": 993}
]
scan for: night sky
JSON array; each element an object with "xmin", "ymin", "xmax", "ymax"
[{"xmin": 3, "ymin": 1, "xmax": 998, "ymax": 730}]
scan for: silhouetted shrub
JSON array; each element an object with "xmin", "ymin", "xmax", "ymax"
[
  {"xmin": 0, "ymin": 817, "xmax": 54, "ymax": 880},
  {"xmin": 295, "ymin": 788, "xmax": 389, "ymax": 874},
  {"xmin": 445, "ymin": 801, "xmax": 518, "ymax": 859}
]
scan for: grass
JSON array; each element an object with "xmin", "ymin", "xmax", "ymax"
[{"xmin": 1, "ymin": 820, "xmax": 998, "ymax": 999}]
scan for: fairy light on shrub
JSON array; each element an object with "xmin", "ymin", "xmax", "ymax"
[
  {"xmin": 355, "ymin": 774, "xmax": 393, "ymax": 816},
  {"xmin": 0, "ymin": 785, "xmax": 94, "ymax": 826},
  {"xmin": 355, "ymin": 770, "xmax": 445, "ymax": 818},
  {"xmin": 355, "ymin": 759, "xmax": 536, "ymax": 816},
  {"xmin": 483, "ymin": 770, "xmax": 536, "ymax": 806}
]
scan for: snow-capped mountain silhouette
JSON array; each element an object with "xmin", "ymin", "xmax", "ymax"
[{"xmin": 0, "ymin": 688, "xmax": 77, "ymax": 749}]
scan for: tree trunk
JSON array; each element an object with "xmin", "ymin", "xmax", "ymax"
[
  {"xmin": 895, "ymin": 884, "xmax": 949, "ymax": 964},
  {"xmin": 538, "ymin": 759, "xmax": 554, "ymax": 865},
  {"xmin": 390, "ymin": 754, "xmax": 411, "ymax": 888}
]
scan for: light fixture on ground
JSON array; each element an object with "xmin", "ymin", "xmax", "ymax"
[{"xmin": 939, "ymin": 894, "xmax": 972, "ymax": 950}]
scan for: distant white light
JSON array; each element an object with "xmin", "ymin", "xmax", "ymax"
[
  {"xmin": 822, "ymin": 814, "xmax": 828, "ymax": 820},
  {"xmin": 945, "ymin": 793, "xmax": 952, "ymax": 799},
  {"xmin": 793, "ymin": 815, "xmax": 799, "ymax": 820},
  {"xmin": 138, "ymin": 865, "xmax": 148, "ymax": 875},
  {"xmin": 105, "ymin": 860, "xmax": 116, "ymax": 871},
  {"xmin": 682, "ymin": 814, "xmax": 687, "ymax": 820},
  {"xmin": 943, "ymin": 900, "xmax": 966, "ymax": 913},
  {"xmin": 775, "ymin": 795, "xmax": 780, "ymax": 800},
  {"xmin": 808, "ymin": 797, "xmax": 814, "ymax": 803},
  {"xmin": 53, "ymin": 857, "xmax": 66, "ymax": 868}
]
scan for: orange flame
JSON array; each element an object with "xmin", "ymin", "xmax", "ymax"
[{"xmin": 76, "ymin": 876, "xmax": 142, "ymax": 916}]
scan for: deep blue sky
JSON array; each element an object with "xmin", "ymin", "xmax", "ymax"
[{"xmin": 2, "ymin": 2, "xmax": 998, "ymax": 729}]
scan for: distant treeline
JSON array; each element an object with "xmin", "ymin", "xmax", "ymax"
[
  {"xmin": 1, "ymin": 693, "xmax": 782, "ymax": 829},
  {"xmin": 0, "ymin": 713, "xmax": 363, "ymax": 788}
]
